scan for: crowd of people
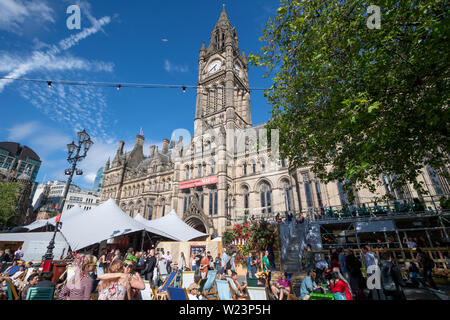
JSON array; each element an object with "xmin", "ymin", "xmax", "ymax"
[
  {"xmin": 297, "ymin": 244, "xmax": 441, "ymax": 300},
  {"xmin": 0, "ymin": 240, "xmax": 445, "ymax": 301},
  {"xmin": 0, "ymin": 244, "xmax": 272, "ymax": 300}
]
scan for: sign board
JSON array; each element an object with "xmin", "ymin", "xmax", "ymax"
[{"xmin": 179, "ymin": 176, "xmax": 218, "ymax": 189}]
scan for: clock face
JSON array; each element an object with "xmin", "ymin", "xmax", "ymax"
[
  {"xmin": 208, "ymin": 60, "xmax": 222, "ymax": 74},
  {"xmin": 234, "ymin": 63, "xmax": 241, "ymax": 76}
]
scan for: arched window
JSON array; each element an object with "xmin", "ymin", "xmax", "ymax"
[
  {"xmin": 243, "ymin": 163, "xmax": 247, "ymax": 175},
  {"xmin": 211, "ymin": 160, "xmax": 215, "ymax": 174},
  {"xmin": 209, "ymin": 187, "xmax": 218, "ymax": 216},
  {"xmin": 261, "ymin": 159, "xmax": 266, "ymax": 172},
  {"xmin": 161, "ymin": 199, "xmax": 166, "ymax": 217},
  {"xmin": 186, "ymin": 166, "xmax": 190, "ymax": 180},
  {"xmin": 129, "ymin": 204, "xmax": 134, "ymax": 217},
  {"xmin": 251, "ymin": 160, "xmax": 256, "ymax": 174},
  {"xmin": 148, "ymin": 202, "xmax": 154, "ymax": 220},
  {"xmin": 260, "ymin": 181, "xmax": 272, "ymax": 213},
  {"xmin": 281, "ymin": 159, "xmax": 286, "ymax": 168},
  {"xmin": 198, "ymin": 163, "xmax": 202, "ymax": 177},
  {"xmin": 303, "ymin": 173, "xmax": 313, "ymax": 207},
  {"xmin": 283, "ymin": 180, "xmax": 292, "ymax": 212},
  {"xmin": 242, "ymin": 186, "xmax": 249, "ymax": 209},
  {"xmin": 162, "ymin": 180, "xmax": 166, "ymax": 191}
]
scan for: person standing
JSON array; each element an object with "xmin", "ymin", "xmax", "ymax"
[
  {"xmin": 338, "ymin": 248, "xmax": 349, "ymax": 280},
  {"xmin": 304, "ymin": 244, "xmax": 315, "ymax": 273},
  {"xmin": 166, "ymin": 251, "xmax": 173, "ymax": 273},
  {"xmin": 221, "ymin": 248, "xmax": 229, "ymax": 275},
  {"xmin": 416, "ymin": 249, "xmax": 437, "ymax": 289},
  {"xmin": 143, "ymin": 249, "xmax": 157, "ymax": 282},
  {"xmin": 97, "ymin": 260, "xmax": 128, "ymax": 300},
  {"xmin": 230, "ymin": 252, "xmax": 237, "ymax": 274},
  {"xmin": 246, "ymin": 252, "xmax": 257, "ymax": 279},
  {"xmin": 178, "ymin": 252, "xmax": 187, "ymax": 271},
  {"xmin": 362, "ymin": 245, "xmax": 380, "ymax": 300},
  {"xmin": 14, "ymin": 247, "xmax": 24, "ymax": 261},
  {"xmin": 345, "ymin": 250, "xmax": 365, "ymax": 300},
  {"xmin": 58, "ymin": 254, "xmax": 97, "ymax": 300},
  {"xmin": 379, "ymin": 251, "xmax": 406, "ymax": 300}
]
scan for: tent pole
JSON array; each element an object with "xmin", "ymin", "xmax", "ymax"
[{"xmin": 140, "ymin": 230, "xmax": 145, "ymax": 252}]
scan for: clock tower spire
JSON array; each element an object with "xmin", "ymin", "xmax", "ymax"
[{"xmin": 194, "ymin": 5, "xmax": 251, "ymax": 138}]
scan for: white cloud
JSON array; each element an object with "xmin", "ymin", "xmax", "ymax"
[
  {"xmin": 0, "ymin": 52, "xmax": 114, "ymax": 73},
  {"xmin": 0, "ymin": 0, "xmax": 55, "ymax": 34},
  {"xmin": 164, "ymin": 59, "xmax": 188, "ymax": 73},
  {"xmin": 6, "ymin": 121, "xmax": 40, "ymax": 141},
  {"xmin": 0, "ymin": 14, "xmax": 112, "ymax": 92}
]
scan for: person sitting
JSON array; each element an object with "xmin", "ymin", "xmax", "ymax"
[
  {"xmin": 21, "ymin": 273, "xmax": 39, "ymax": 300},
  {"xmin": 270, "ymin": 272, "xmax": 290, "ymax": 300},
  {"xmin": 3, "ymin": 260, "xmax": 19, "ymax": 276},
  {"xmin": 187, "ymin": 282, "xmax": 207, "ymax": 300},
  {"xmin": 300, "ymin": 270, "xmax": 320, "ymax": 300},
  {"xmin": 229, "ymin": 271, "xmax": 248, "ymax": 298},
  {"xmin": 10, "ymin": 264, "xmax": 26, "ymax": 286},
  {"xmin": 37, "ymin": 272, "xmax": 55, "ymax": 288},
  {"xmin": 329, "ymin": 271, "xmax": 353, "ymax": 300}
]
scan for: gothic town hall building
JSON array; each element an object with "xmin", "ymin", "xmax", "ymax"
[{"xmin": 100, "ymin": 7, "xmax": 448, "ymax": 238}]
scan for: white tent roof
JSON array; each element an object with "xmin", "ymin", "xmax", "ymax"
[
  {"xmin": 23, "ymin": 205, "xmax": 84, "ymax": 231},
  {"xmin": 59, "ymin": 199, "xmax": 175, "ymax": 251},
  {"xmin": 134, "ymin": 210, "xmax": 208, "ymax": 241}
]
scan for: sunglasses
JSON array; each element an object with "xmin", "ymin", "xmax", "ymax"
[{"xmin": 123, "ymin": 263, "xmax": 134, "ymax": 268}]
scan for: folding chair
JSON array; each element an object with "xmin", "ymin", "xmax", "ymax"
[
  {"xmin": 216, "ymin": 279, "xmax": 233, "ymax": 300},
  {"xmin": 247, "ymin": 278, "xmax": 261, "ymax": 287},
  {"xmin": 26, "ymin": 287, "xmax": 54, "ymax": 300},
  {"xmin": 5, "ymin": 278, "xmax": 19, "ymax": 300},
  {"xmin": 167, "ymin": 287, "xmax": 189, "ymax": 300},
  {"xmin": 141, "ymin": 280, "xmax": 156, "ymax": 300},
  {"xmin": 202, "ymin": 270, "xmax": 217, "ymax": 299},
  {"xmin": 156, "ymin": 271, "xmax": 177, "ymax": 300},
  {"xmin": 181, "ymin": 271, "xmax": 195, "ymax": 289},
  {"xmin": 198, "ymin": 278, "xmax": 207, "ymax": 294},
  {"xmin": 247, "ymin": 286, "xmax": 269, "ymax": 300},
  {"xmin": 227, "ymin": 277, "xmax": 249, "ymax": 300}
]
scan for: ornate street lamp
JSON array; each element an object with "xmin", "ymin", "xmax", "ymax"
[{"xmin": 41, "ymin": 129, "xmax": 94, "ymax": 270}]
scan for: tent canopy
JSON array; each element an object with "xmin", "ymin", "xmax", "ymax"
[
  {"xmin": 22, "ymin": 205, "xmax": 84, "ymax": 231},
  {"xmin": 59, "ymin": 199, "xmax": 175, "ymax": 251},
  {"xmin": 135, "ymin": 210, "xmax": 208, "ymax": 241}
]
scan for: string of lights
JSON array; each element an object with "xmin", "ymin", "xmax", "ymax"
[{"xmin": 0, "ymin": 76, "xmax": 271, "ymax": 93}]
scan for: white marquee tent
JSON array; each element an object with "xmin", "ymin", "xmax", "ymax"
[
  {"xmin": 134, "ymin": 210, "xmax": 208, "ymax": 242},
  {"xmin": 58, "ymin": 198, "xmax": 178, "ymax": 251},
  {"xmin": 22, "ymin": 205, "xmax": 85, "ymax": 231}
]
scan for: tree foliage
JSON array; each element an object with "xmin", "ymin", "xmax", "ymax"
[
  {"xmin": 0, "ymin": 182, "xmax": 19, "ymax": 227},
  {"xmin": 250, "ymin": 0, "xmax": 449, "ymax": 200}
]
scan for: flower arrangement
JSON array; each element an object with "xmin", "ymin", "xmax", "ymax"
[{"xmin": 222, "ymin": 218, "xmax": 279, "ymax": 265}]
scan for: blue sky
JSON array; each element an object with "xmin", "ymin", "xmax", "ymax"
[{"xmin": 0, "ymin": 0, "xmax": 280, "ymax": 189}]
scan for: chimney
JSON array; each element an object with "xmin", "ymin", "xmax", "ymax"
[
  {"xmin": 136, "ymin": 134, "xmax": 145, "ymax": 146},
  {"xmin": 149, "ymin": 145, "xmax": 155, "ymax": 157},
  {"xmin": 162, "ymin": 138, "xmax": 169, "ymax": 154}
]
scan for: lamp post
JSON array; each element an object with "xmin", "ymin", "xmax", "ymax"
[{"xmin": 41, "ymin": 129, "xmax": 93, "ymax": 270}]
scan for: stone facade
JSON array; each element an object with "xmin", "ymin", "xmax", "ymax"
[{"xmin": 100, "ymin": 7, "xmax": 449, "ymax": 238}]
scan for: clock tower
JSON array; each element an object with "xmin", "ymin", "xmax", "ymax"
[{"xmin": 194, "ymin": 4, "xmax": 252, "ymax": 138}]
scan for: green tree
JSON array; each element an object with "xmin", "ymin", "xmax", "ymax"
[
  {"xmin": 250, "ymin": 0, "xmax": 449, "ymax": 200},
  {"xmin": 0, "ymin": 182, "xmax": 19, "ymax": 228}
]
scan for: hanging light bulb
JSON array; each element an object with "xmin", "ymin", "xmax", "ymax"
[
  {"xmin": 47, "ymin": 81, "xmax": 52, "ymax": 88},
  {"xmin": 116, "ymin": 84, "xmax": 121, "ymax": 91},
  {"xmin": 182, "ymin": 86, "xmax": 186, "ymax": 93}
]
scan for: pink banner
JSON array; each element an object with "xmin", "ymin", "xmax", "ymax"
[{"xmin": 179, "ymin": 176, "xmax": 218, "ymax": 189}]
